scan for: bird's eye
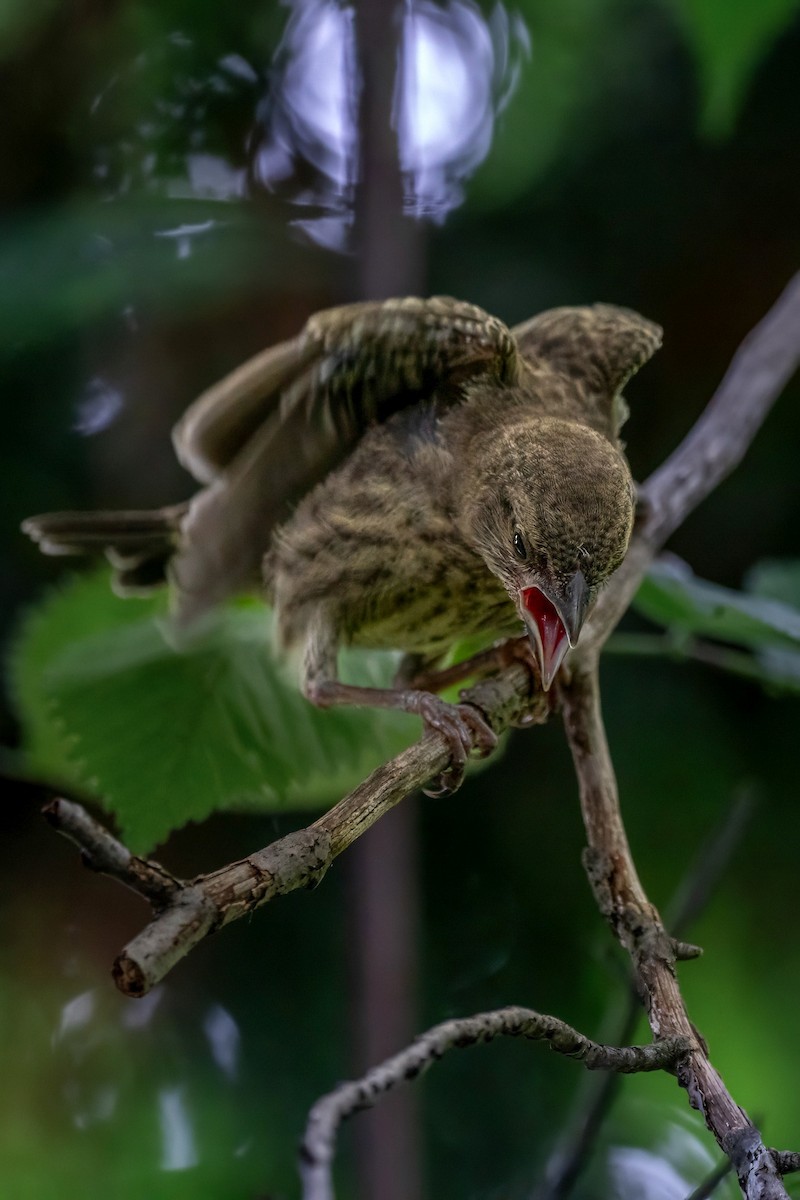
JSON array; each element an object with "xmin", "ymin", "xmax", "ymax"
[{"xmin": 513, "ymin": 532, "xmax": 527, "ymax": 561}]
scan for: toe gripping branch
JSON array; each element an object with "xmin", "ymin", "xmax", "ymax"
[{"xmin": 409, "ymin": 691, "xmax": 497, "ymax": 796}]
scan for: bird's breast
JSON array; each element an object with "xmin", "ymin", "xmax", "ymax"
[
  {"xmin": 346, "ymin": 552, "xmax": 520, "ymax": 654},
  {"xmin": 269, "ymin": 413, "xmax": 521, "ymax": 654}
]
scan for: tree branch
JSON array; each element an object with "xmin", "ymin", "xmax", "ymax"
[
  {"xmin": 643, "ymin": 272, "xmax": 800, "ymax": 548},
  {"xmin": 42, "ymin": 797, "xmax": 180, "ymax": 906},
  {"xmin": 298, "ymin": 1007, "xmax": 689, "ymax": 1200},
  {"xmin": 559, "ymin": 662, "xmax": 791, "ymax": 1198},
  {"xmin": 577, "ymin": 270, "xmax": 800, "ymax": 658},
  {"xmin": 45, "ymin": 661, "xmax": 535, "ymax": 997}
]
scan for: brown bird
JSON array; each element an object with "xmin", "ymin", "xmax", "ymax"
[{"xmin": 23, "ymin": 297, "xmax": 661, "ymax": 792}]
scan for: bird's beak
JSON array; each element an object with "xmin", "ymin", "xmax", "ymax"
[{"xmin": 520, "ymin": 570, "xmax": 589, "ymax": 690}]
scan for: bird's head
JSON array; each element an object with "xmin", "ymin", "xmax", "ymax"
[{"xmin": 459, "ymin": 417, "xmax": 635, "ymax": 689}]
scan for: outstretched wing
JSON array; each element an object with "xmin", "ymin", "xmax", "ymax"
[
  {"xmin": 171, "ymin": 297, "xmax": 519, "ymax": 620},
  {"xmin": 512, "ymin": 304, "xmax": 662, "ymax": 440}
]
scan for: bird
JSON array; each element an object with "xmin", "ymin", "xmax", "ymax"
[{"xmin": 23, "ymin": 296, "xmax": 661, "ymax": 793}]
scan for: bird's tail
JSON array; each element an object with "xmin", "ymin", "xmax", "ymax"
[{"xmin": 21, "ymin": 504, "xmax": 187, "ymax": 593}]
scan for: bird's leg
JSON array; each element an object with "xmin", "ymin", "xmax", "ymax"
[
  {"xmin": 409, "ymin": 637, "xmax": 554, "ymax": 727},
  {"xmin": 405, "ymin": 639, "xmax": 527, "ymax": 693},
  {"xmin": 393, "ymin": 651, "xmax": 445, "ymax": 688},
  {"xmin": 302, "ymin": 614, "xmax": 497, "ymax": 796}
]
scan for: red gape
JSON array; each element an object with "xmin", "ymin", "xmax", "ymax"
[{"xmin": 521, "ymin": 586, "xmax": 570, "ymax": 690}]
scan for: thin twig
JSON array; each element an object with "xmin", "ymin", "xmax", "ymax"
[
  {"xmin": 547, "ymin": 277, "xmax": 800, "ymax": 1198},
  {"xmin": 42, "ymin": 797, "xmax": 180, "ymax": 907},
  {"xmin": 642, "ymin": 272, "xmax": 800, "ymax": 549},
  {"xmin": 577, "ymin": 271, "xmax": 800, "ymax": 658},
  {"xmin": 773, "ymin": 1152, "xmax": 800, "ymax": 1175},
  {"xmin": 298, "ymin": 1007, "xmax": 689, "ymax": 1200}
]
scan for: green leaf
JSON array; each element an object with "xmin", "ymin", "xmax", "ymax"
[
  {"xmin": 742, "ymin": 558, "xmax": 800, "ymax": 692},
  {"xmin": 665, "ymin": 0, "xmax": 800, "ymax": 137},
  {"xmin": 7, "ymin": 573, "xmax": 163, "ymax": 786},
  {"xmin": 8, "ymin": 569, "xmax": 421, "ymax": 852},
  {"xmin": 744, "ymin": 557, "xmax": 800, "ymax": 608},
  {"xmin": 630, "ymin": 557, "xmax": 800, "ymax": 694},
  {"xmin": 633, "ymin": 557, "xmax": 800, "ymax": 650}
]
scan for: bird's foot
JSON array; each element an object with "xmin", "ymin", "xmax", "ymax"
[
  {"xmin": 413, "ymin": 693, "xmax": 497, "ymax": 797},
  {"xmin": 303, "ymin": 674, "xmax": 497, "ymax": 794}
]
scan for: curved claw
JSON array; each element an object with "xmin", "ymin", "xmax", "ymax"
[
  {"xmin": 416, "ymin": 694, "xmax": 497, "ymax": 797},
  {"xmin": 457, "ymin": 703, "xmax": 498, "ymax": 758}
]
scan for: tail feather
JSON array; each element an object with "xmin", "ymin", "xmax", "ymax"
[{"xmin": 22, "ymin": 505, "xmax": 186, "ymax": 593}]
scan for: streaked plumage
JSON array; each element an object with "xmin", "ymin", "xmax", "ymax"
[{"xmin": 23, "ymin": 297, "xmax": 661, "ymax": 791}]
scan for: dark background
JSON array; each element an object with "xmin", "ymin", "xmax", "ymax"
[{"xmin": 2, "ymin": 1, "xmax": 800, "ymax": 1197}]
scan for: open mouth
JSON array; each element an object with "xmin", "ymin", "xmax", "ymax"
[{"xmin": 520, "ymin": 586, "xmax": 571, "ymax": 690}]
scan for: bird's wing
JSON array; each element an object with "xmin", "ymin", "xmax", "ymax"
[
  {"xmin": 170, "ymin": 297, "xmax": 518, "ymax": 620},
  {"xmin": 511, "ymin": 304, "xmax": 662, "ymax": 440},
  {"xmin": 175, "ymin": 296, "xmax": 517, "ymax": 483}
]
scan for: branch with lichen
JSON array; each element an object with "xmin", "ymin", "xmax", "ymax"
[
  {"xmin": 44, "ymin": 273, "xmax": 800, "ymax": 1196},
  {"xmin": 299, "ymin": 1009, "xmax": 690, "ymax": 1200}
]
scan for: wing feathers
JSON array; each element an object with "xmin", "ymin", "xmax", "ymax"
[
  {"xmin": 23, "ymin": 298, "xmax": 661, "ymax": 622},
  {"xmin": 512, "ymin": 303, "xmax": 662, "ymax": 438},
  {"xmin": 175, "ymin": 296, "xmax": 518, "ymax": 485},
  {"xmin": 173, "ymin": 338, "xmax": 320, "ymax": 484},
  {"xmin": 169, "ymin": 296, "xmax": 518, "ymax": 618}
]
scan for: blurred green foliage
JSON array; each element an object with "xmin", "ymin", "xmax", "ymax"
[
  {"xmin": 666, "ymin": 0, "xmax": 800, "ymax": 135},
  {"xmin": 0, "ymin": 202, "xmax": 289, "ymax": 359},
  {"xmin": 635, "ymin": 557, "xmax": 800, "ymax": 652},
  {"xmin": 625, "ymin": 555, "xmax": 800, "ymax": 691},
  {"xmin": 0, "ymin": 0, "xmax": 57, "ymax": 59}
]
